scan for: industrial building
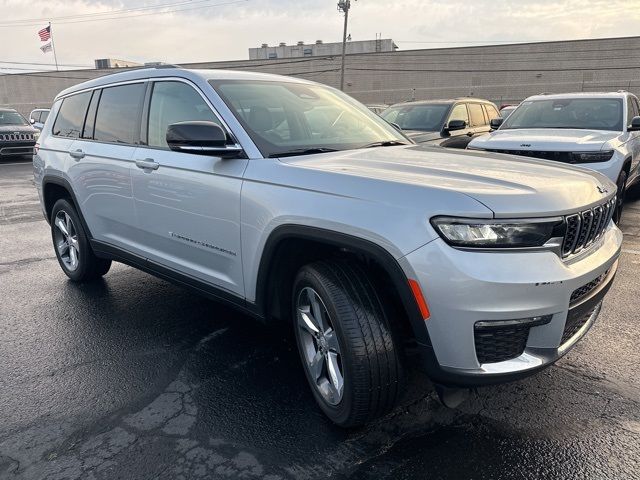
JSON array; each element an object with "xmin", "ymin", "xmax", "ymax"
[
  {"xmin": 248, "ymin": 38, "xmax": 397, "ymax": 60},
  {"xmin": 3, "ymin": 35, "xmax": 640, "ymax": 116}
]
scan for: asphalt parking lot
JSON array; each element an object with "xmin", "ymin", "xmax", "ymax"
[{"xmin": 1, "ymin": 158, "xmax": 639, "ymax": 480}]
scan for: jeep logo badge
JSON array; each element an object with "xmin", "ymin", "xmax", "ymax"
[
  {"xmin": 597, "ymin": 185, "xmax": 609, "ymax": 194},
  {"xmin": 520, "ymin": 144, "xmax": 531, "ymax": 147}
]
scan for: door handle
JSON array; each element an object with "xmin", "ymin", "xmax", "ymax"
[
  {"xmin": 135, "ymin": 159, "xmax": 159, "ymax": 171},
  {"xmin": 68, "ymin": 149, "xmax": 85, "ymax": 159}
]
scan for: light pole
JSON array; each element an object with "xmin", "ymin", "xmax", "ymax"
[{"xmin": 337, "ymin": 0, "xmax": 352, "ymax": 91}]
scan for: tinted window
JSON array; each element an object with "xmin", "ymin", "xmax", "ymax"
[
  {"xmin": 148, "ymin": 81, "xmax": 221, "ymax": 148},
  {"xmin": 448, "ymin": 104, "xmax": 469, "ymax": 125},
  {"xmin": 82, "ymin": 90, "xmax": 100, "ymax": 139},
  {"xmin": 52, "ymin": 92, "xmax": 91, "ymax": 138},
  {"xmin": 468, "ymin": 103, "xmax": 486, "ymax": 127},
  {"xmin": 484, "ymin": 104, "xmax": 500, "ymax": 121},
  {"xmin": 94, "ymin": 83, "xmax": 145, "ymax": 144},
  {"xmin": 502, "ymin": 98, "xmax": 623, "ymax": 131},
  {"xmin": 380, "ymin": 104, "xmax": 450, "ymax": 131}
]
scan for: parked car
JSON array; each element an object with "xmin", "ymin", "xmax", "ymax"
[
  {"xmin": 29, "ymin": 108, "xmax": 51, "ymax": 131},
  {"xmin": 499, "ymin": 104, "xmax": 518, "ymax": 120},
  {"xmin": 34, "ymin": 68, "xmax": 621, "ymax": 427},
  {"xmin": 0, "ymin": 108, "xmax": 38, "ymax": 160},
  {"xmin": 380, "ymin": 98, "xmax": 500, "ymax": 148},
  {"xmin": 468, "ymin": 92, "xmax": 640, "ymax": 222},
  {"xmin": 366, "ymin": 104, "xmax": 388, "ymax": 115}
]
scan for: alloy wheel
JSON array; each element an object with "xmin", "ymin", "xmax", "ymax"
[
  {"xmin": 53, "ymin": 210, "xmax": 80, "ymax": 271},
  {"xmin": 296, "ymin": 286, "xmax": 344, "ymax": 405}
]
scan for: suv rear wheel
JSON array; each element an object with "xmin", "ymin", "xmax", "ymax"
[
  {"xmin": 51, "ymin": 199, "xmax": 111, "ymax": 282},
  {"xmin": 292, "ymin": 260, "xmax": 403, "ymax": 427}
]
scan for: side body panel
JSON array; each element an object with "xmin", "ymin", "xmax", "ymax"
[{"xmin": 131, "ymin": 147, "xmax": 248, "ymax": 296}]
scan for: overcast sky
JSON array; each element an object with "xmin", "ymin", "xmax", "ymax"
[{"xmin": 1, "ymin": 0, "xmax": 639, "ymax": 72}]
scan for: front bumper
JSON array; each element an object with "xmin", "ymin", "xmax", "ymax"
[
  {"xmin": 0, "ymin": 141, "xmax": 35, "ymax": 157},
  {"xmin": 400, "ymin": 223, "xmax": 622, "ymax": 387}
]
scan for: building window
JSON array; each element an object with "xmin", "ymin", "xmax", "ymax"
[
  {"xmin": 303, "ymin": 48, "xmax": 312, "ymax": 56},
  {"xmin": 268, "ymin": 53, "xmax": 278, "ymax": 59}
]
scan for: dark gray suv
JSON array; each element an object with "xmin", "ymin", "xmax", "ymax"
[
  {"xmin": 0, "ymin": 108, "xmax": 38, "ymax": 160},
  {"xmin": 381, "ymin": 98, "xmax": 500, "ymax": 149}
]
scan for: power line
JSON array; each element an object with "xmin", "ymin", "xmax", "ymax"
[
  {"xmin": 0, "ymin": 0, "xmax": 215, "ymax": 25},
  {"xmin": 0, "ymin": 0, "xmax": 249, "ymax": 27}
]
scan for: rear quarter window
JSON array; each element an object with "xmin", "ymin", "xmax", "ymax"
[{"xmin": 52, "ymin": 93, "xmax": 92, "ymax": 138}]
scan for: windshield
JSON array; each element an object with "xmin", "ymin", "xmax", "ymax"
[
  {"xmin": 380, "ymin": 104, "xmax": 450, "ymax": 131},
  {"xmin": 0, "ymin": 110, "xmax": 28, "ymax": 126},
  {"xmin": 210, "ymin": 79, "xmax": 408, "ymax": 157},
  {"xmin": 501, "ymin": 98, "xmax": 623, "ymax": 131}
]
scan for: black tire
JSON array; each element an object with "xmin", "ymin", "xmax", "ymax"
[
  {"xmin": 292, "ymin": 260, "xmax": 403, "ymax": 427},
  {"xmin": 50, "ymin": 199, "xmax": 111, "ymax": 282},
  {"xmin": 613, "ymin": 170, "xmax": 627, "ymax": 224}
]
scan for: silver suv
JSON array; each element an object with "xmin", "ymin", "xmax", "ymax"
[{"xmin": 34, "ymin": 68, "xmax": 622, "ymax": 427}]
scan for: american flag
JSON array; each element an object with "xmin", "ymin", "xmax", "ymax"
[{"xmin": 38, "ymin": 25, "xmax": 51, "ymax": 41}]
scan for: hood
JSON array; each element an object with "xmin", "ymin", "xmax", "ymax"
[
  {"xmin": 0, "ymin": 124, "xmax": 38, "ymax": 134},
  {"xmin": 281, "ymin": 144, "xmax": 615, "ymax": 218},
  {"xmin": 469, "ymin": 128, "xmax": 618, "ymax": 152},
  {"xmin": 403, "ymin": 130, "xmax": 442, "ymax": 143}
]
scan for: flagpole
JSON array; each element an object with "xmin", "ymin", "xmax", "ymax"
[{"xmin": 48, "ymin": 22, "xmax": 59, "ymax": 71}]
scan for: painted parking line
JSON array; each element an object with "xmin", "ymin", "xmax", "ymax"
[
  {"xmin": 622, "ymin": 249, "xmax": 640, "ymax": 255},
  {"xmin": 0, "ymin": 162, "xmax": 32, "ymax": 166}
]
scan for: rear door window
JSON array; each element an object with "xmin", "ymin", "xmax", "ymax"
[
  {"xmin": 52, "ymin": 92, "xmax": 92, "ymax": 138},
  {"xmin": 94, "ymin": 83, "xmax": 145, "ymax": 144},
  {"xmin": 41, "ymin": 111, "xmax": 49, "ymax": 123},
  {"xmin": 468, "ymin": 103, "xmax": 486, "ymax": 127}
]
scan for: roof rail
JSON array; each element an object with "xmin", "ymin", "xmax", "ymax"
[
  {"xmin": 142, "ymin": 62, "xmax": 182, "ymax": 69},
  {"xmin": 617, "ymin": 89, "xmax": 627, "ymax": 93},
  {"xmin": 537, "ymin": 92, "xmax": 550, "ymax": 95}
]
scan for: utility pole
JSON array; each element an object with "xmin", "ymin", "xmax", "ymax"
[{"xmin": 337, "ymin": 0, "xmax": 352, "ymax": 91}]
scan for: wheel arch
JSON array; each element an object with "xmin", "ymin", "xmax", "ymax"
[
  {"xmin": 254, "ymin": 224, "xmax": 430, "ymax": 346},
  {"xmin": 42, "ymin": 176, "xmax": 93, "ymax": 238}
]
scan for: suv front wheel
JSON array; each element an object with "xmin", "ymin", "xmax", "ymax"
[
  {"xmin": 292, "ymin": 260, "xmax": 403, "ymax": 427},
  {"xmin": 51, "ymin": 199, "xmax": 111, "ymax": 282}
]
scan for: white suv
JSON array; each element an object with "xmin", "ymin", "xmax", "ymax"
[
  {"xmin": 468, "ymin": 92, "xmax": 640, "ymax": 223},
  {"xmin": 34, "ymin": 68, "xmax": 622, "ymax": 426}
]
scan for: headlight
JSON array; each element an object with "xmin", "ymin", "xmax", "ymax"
[
  {"xmin": 430, "ymin": 216, "xmax": 565, "ymax": 248},
  {"xmin": 569, "ymin": 150, "xmax": 614, "ymax": 163}
]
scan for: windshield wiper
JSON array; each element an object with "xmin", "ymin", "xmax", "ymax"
[
  {"xmin": 269, "ymin": 147, "xmax": 340, "ymax": 158},
  {"xmin": 360, "ymin": 140, "xmax": 410, "ymax": 148}
]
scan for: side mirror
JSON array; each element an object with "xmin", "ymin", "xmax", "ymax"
[
  {"xmin": 388, "ymin": 122, "xmax": 402, "ymax": 132},
  {"xmin": 446, "ymin": 119, "xmax": 466, "ymax": 131},
  {"xmin": 628, "ymin": 115, "xmax": 640, "ymax": 131},
  {"xmin": 30, "ymin": 118, "xmax": 36, "ymax": 124},
  {"xmin": 490, "ymin": 118, "xmax": 504, "ymax": 130},
  {"xmin": 166, "ymin": 121, "xmax": 243, "ymax": 157}
]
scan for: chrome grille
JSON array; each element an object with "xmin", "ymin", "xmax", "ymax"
[
  {"xmin": 561, "ymin": 198, "xmax": 615, "ymax": 257},
  {"xmin": 0, "ymin": 132, "xmax": 33, "ymax": 142}
]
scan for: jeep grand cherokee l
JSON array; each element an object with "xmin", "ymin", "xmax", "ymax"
[
  {"xmin": 34, "ymin": 68, "xmax": 621, "ymax": 426},
  {"xmin": 469, "ymin": 92, "xmax": 640, "ymax": 223}
]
